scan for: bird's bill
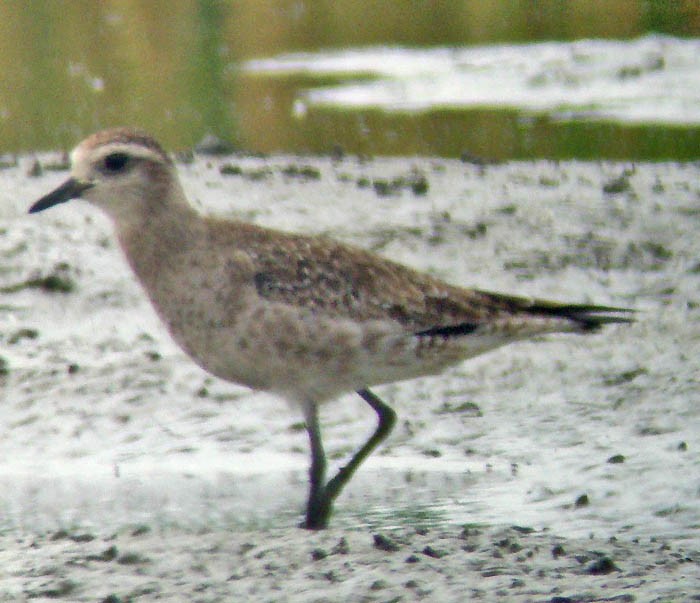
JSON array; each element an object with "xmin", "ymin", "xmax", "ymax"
[{"xmin": 28, "ymin": 178, "xmax": 94, "ymax": 214}]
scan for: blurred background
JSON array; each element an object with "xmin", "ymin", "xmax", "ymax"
[{"xmin": 1, "ymin": 0, "xmax": 699, "ymax": 160}]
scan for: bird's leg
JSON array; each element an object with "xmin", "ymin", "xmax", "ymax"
[
  {"xmin": 302, "ymin": 388, "xmax": 397, "ymax": 530},
  {"xmin": 303, "ymin": 402, "xmax": 329, "ymax": 529},
  {"xmin": 324, "ymin": 389, "xmax": 397, "ymax": 502}
]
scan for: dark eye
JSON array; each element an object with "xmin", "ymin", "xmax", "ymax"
[{"xmin": 102, "ymin": 152, "xmax": 130, "ymax": 173}]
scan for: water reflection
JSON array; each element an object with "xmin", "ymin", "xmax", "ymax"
[{"xmin": 0, "ymin": 0, "xmax": 698, "ymax": 159}]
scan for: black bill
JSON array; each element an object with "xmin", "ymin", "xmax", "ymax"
[{"xmin": 28, "ymin": 178, "xmax": 94, "ymax": 214}]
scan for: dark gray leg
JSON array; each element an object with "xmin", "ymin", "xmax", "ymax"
[
  {"xmin": 303, "ymin": 388, "xmax": 397, "ymax": 530},
  {"xmin": 302, "ymin": 402, "xmax": 328, "ymax": 528}
]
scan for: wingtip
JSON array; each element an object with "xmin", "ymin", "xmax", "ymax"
[{"xmin": 566, "ymin": 306, "xmax": 637, "ymax": 332}]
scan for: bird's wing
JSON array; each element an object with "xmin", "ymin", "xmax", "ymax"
[{"xmin": 218, "ymin": 222, "xmax": 633, "ymax": 335}]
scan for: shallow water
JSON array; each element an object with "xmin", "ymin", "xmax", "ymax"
[{"xmin": 1, "ymin": 2, "xmax": 698, "ymax": 159}]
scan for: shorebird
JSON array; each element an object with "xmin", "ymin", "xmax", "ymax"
[{"xmin": 29, "ymin": 128, "xmax": 633, "ymax": 529}]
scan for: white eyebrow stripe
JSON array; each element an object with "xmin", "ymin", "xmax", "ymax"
[{"xmin": 71, "ymin": 143, "xmax": 169, "ymax": 170}]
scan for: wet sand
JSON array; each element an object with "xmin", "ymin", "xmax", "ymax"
[{"xmin": 0, "ymin": 153, "xmax": 698, "ymax": 600}]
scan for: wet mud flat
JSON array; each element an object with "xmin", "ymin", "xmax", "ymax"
[
  {"xmin": 1, "ymin": 523, "xmax": 696, "ymax": 602},
  {"xmin": 0, "ymin": 151, "xmax": 698, "ymax": 600}
]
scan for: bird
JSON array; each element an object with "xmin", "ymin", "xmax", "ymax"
[{"xmin": 28, "ymin": 128, "xmax": 633, "ymax": 529}]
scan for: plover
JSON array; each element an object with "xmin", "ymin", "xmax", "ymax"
[{"xmin": 29, "ymin": 128, "xmax": 633, "ymax": 529}]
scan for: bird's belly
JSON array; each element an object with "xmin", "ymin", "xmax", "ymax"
[{"xmin": 159, "ymin": 296, "xmax": 455, "ymax": 404}]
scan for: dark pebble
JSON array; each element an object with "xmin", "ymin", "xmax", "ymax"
[
  {"xmin": 575, "ymin": 494, "xmax": 590, "ymax": 508},
  {"xmin": 422, "ymin": 545, "xmax": 447, "ymax": 559},
  {"xmin": 373, "ymin": 533, "xmax": 400, "ymax": 552},
  {"xmin": 552, "ymin": 544, "xmax": 566, "ymax": 559},
  {"xmin": 410, "ymin": 175, "xmax": 429, "ymax": 195},
  {"xmin": 220, "ymin": 163, "xmax": 243, "ymax": 176},
  {"xmin": 603, "ymin": 172, "xmax": 632, "ymax": 194},
  {"xmin": 27, "ymin": 160, "xmax": 43, "ymax": 177},
  {"xmin": 373, "ymin": 179, "xmax": 395, "ymax": 197},
  {"xmin": 117, "ymin": 551, "xmax": 149, "ymax": 565},
  {"xmin": 280, "ymin": 164, "xmax": 321, "ymax": 180},
  {"xmin": 587, "ymin": 556, "xmax": 619, "ymax": 574}
]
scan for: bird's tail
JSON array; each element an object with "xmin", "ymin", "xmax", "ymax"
[
  {"xmin": 527, "ymin": 301, "xmax": 635, "ymax": 331},
  {"xmin": 483, "ymin": 292, "xmax": 636, "ymax": 332}
]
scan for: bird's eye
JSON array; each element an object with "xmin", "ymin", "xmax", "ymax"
[{"xmin": 102, "ymin": 152, "xmax": 130, "ymax": 173}]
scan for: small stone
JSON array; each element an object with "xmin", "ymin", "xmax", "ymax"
[
  {"xmin": 27, "ymin": 159, "xmax": 43, "ymax": 178},
  {"xmin": 552, "ymin": 544, "xmax": 566, "ymax": 559},
  {"xmin": 422, "ymin": 545, "xmax": 447, "ymax": 559},
  {"xmin": 575, "ymin": 494, "xmax": 590, "ymax": 508},
  {"xmin": 587, "ymin": 556, "xmax": 619, "ymax": 575},
  {"xmin": 373, "ymin": 533, "xmax": 399, "ymax": 552},
  {"xmin": 280, "ymin": 164, "xmax": 321, "ymax": 180},
  {"xmin": 372, "ymin": 179, "xmax": 394, "ymax": 197},
  {"xmin": 410, "ymin": 174, "xmax": 429, "ymax": 195},
  {"xmin": 603, "ymin": 172, "xmax": 632, "ymax": 194},
  {"xmin": 220, "ymin": 163, "xmax": 243, "ymax": 176},
  {"xmin": 117, "ymin": 551, "xmax": 149, "ymax": 565}
]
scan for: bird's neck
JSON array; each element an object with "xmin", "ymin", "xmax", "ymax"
[{"xmin": 115, "ymin": 182, "xmax": 204, "ymax": 288}]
